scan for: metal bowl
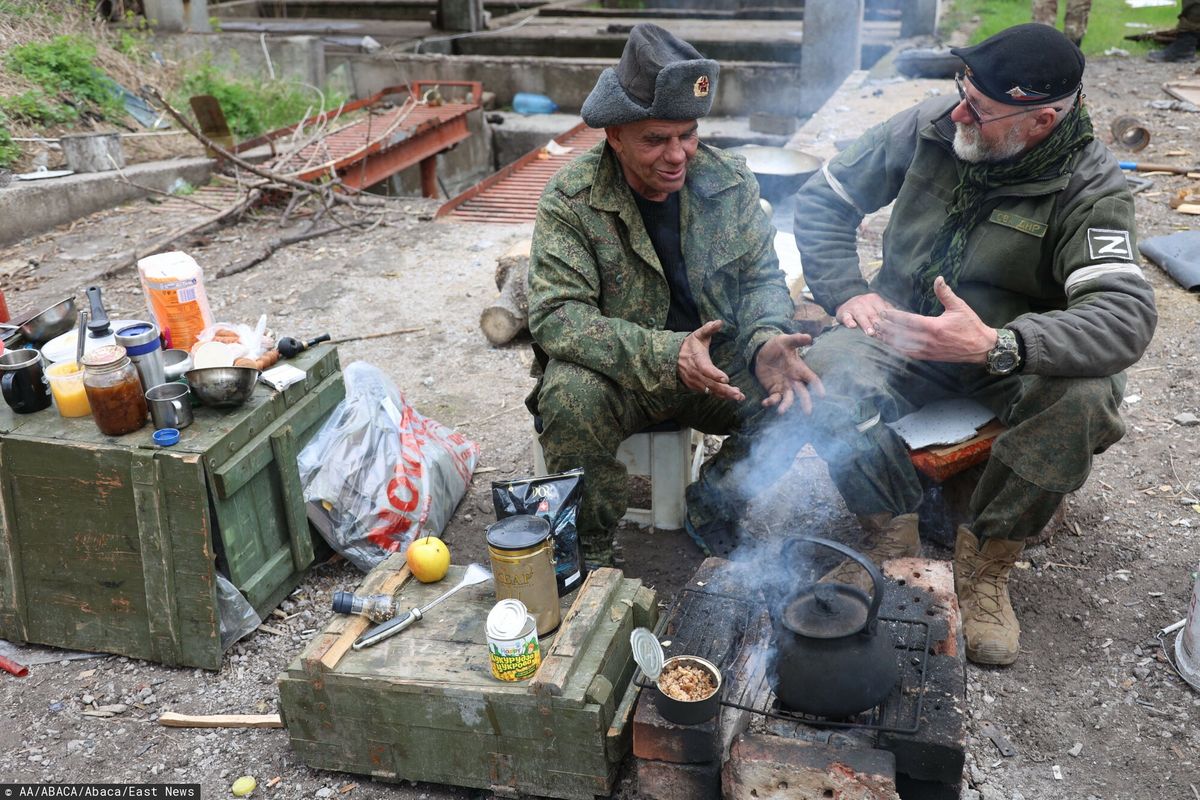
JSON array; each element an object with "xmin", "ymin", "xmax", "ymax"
[
  {"xmin": 185, "ymin": 366, "xmax": 260, "ymax": 409},
  {"xmin": 0, "ymin": 296, "xmax": 77, "ymax": 346},
  {"xmin": 726, "ymin": 145, "xmax": 822, "ymax": 204}
]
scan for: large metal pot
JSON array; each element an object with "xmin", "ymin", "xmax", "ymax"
[
  {"xmin": 0, "ymin": 296, "xmax": 77, "ymax": 346},
  {"xmin": 771, "ymin": 537, "xmax": 897, "ymax": 718},
  {"xmin": 726, "ymin": 145, "xmax": 821, "ymax": 204}
]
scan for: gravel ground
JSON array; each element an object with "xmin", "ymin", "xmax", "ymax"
[{"xmin": 1, "ymin": 52, "xmax": 1199, "ymax": 800}]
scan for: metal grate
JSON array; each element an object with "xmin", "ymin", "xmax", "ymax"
[
  {"xmin": 437, "ymin": 122, "xmax": 606, "ymax": 223},
  {"xmin": 637, "ymin": 587, "xmax": 932, "ymax": 736},
  {"xmin": 722, "ymin": 615, "xmax": 931, "ymax": 735}
]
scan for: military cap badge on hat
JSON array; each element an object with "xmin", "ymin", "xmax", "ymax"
[
  {"xmin": 950, "ymin": 23, "xmax": 1084, "ymax": 106},
  {"xmin": 581, "ymin": 23, "xmax": 719, "ymax": 128}
]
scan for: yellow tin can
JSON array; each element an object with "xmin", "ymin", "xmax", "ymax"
[
  {"xmin": 486, "ymin": 599, "xmax": 541, "ymax": 681},
  {"xmin": 486, "ymin": 515, "xmax": 561, "ymax": 636}
]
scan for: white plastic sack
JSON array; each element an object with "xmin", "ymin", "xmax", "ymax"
[
  {"xmin": 216, "ymin": 573, "xmax": 261, "ymax": 651},
  {"xmin": 298, "ymin": 362, "xmax": 480, "ymax": 571}
]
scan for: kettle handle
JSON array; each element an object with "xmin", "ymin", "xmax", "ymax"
[{"xmin": 781, "ymin": 536, "xmax": 885, "ymax": 629}]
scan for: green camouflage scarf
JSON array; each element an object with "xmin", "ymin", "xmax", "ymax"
[{"xmin": 912, "ymin": 105, "xmax": 1093, "ymax": 315}]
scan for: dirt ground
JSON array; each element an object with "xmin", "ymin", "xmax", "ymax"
[{"xmin": 1, "ymin": 54, "xmax": 1199, "ymax": 800}]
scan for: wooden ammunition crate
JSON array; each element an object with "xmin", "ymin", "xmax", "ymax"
[
  {"xmin": 278, "ymin": 559, "xmax": 658, "ymax": 799},
  {"xmin": 0, "ymin": 344, "xmax": 344, "ymax": 669}
]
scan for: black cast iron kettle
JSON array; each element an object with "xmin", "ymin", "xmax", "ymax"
[{"xmin": 772, "ymin": 536, "xmax": 898, "ymax": 718}]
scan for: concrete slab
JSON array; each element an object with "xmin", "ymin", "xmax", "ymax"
[
  {"xmin": 788, "ymin": 71, "xmax": 952, "ymax": 162},
  {"xmin": 0, "ymin": 157, "xmax": 215, "ymax": 248}
]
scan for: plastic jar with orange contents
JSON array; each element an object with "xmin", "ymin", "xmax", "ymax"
[{"xmin": 82, "ymin": 345, "xmax": 149, "ymax": 436}]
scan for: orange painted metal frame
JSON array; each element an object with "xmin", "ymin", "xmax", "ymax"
[
  {"xmin": 235, "ymin": 81, "xmax": 483, "ymax": 197},
  {"xmin": 436, "ymin": 122, "xmax": 605, "ymax": 222}
]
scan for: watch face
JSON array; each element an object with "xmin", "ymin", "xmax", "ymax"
[{"xmin": 992, "ymin": 352, "xmax": 1018, "ymax": 373}]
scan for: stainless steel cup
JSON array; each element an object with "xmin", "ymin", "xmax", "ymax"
[{"xmin": 145, "ymin": 382, "xmax": 193, "ymax": 430}]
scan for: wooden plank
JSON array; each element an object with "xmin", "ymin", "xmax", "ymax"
[
  {"xmin": 131, "ymin": 450, "xmax": 182, "ymax": 666},
  {"xmin": 158, "ymin": 712, "xmax": 283, "ymax": 728},
  {"xmin": 531, "ymin": 567, "xmax": 623, "ymax": 697},
  {"xmin": 156, "ymin": 453, "xmax": 222, "ymax": 670},
  {"xmin": 0, "ymin": 440, "xmax": 28, "ymax": 640},
  {"xmin": 269, "ymin": 424, "xmax": 315, "ymax": 570},
  {"xmin": 302, "ymin": 557, "xmax": 412, "ymax": 675},
  {"xmin": 211, "ymin": 370, "xmax": 344, "ymax": 498}
]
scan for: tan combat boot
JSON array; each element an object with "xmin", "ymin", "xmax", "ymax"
[
  {"xmin": 954, "ymin": 526, "xmax": 1024, "ymax": 666},
  {"xmin": 820, "ymin": 513, "xmax": 921, "ymax": 594}
]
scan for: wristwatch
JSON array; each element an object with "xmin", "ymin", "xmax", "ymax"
[{"xmin": 985, "ymin": 328, "xmax": 1021, "ymax": 376}]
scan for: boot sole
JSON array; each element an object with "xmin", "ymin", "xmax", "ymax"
[{"xmin": 966, "ymin": 641, "xmax": 1018, "ymax": 666}]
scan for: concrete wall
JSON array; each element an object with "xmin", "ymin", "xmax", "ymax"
[
  {"xmin": 0, "ymin": 158, "xmax": 214, "ymax": 248},
  {"xmin": 328, "ymin": 52, "xmax": 824, "ymax": 118},
  {"xmin": 161, "ymin": 33, "xmax": 326, "ymax": 90}
]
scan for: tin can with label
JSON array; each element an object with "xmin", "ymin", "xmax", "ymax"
[
  {"xmin": 486, "ymin": 515, "xmax": 561, "ymax": 636},
  {"xmin": 486, "ymin": 599, "xmax": 541, "ymax": 681}
]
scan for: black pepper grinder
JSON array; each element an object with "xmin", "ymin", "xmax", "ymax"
[{"xmin": 85, "ymin": 286, "xmax": 111, "ymax": 339}]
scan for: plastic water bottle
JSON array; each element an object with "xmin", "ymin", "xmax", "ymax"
[{"xmin": 513, "ymin": 92, "xmax": 558, "ymax": 115}]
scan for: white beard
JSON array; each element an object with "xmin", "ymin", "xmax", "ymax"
[{"xmin": 953, "ymin": 122, "xmax": 1027, "ymax": 163}]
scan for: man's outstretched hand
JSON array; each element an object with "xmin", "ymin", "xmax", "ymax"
[
  {"xmin": 835, "ymin": 292, "xmax": 896, "ymax": 336},
  {"xmin": 678, "ymin": 320, "xmax": 745, "ymax": 403},
  {"xmin": 754, "ymin": 332, "xmax": 825, "ymax": 414},
  {"xmin": 874, "ymin": 277, "xmax": 995, "ymax": 363}
]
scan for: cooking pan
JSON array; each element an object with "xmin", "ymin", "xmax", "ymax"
[
  {"xmin": 726, "ymin": 145, "xmax": 822, "ymax": 204},
  {"xmin": 0, "ymin": 296, "xmax": 77, "ymax": 346}
]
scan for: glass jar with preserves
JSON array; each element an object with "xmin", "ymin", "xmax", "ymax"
[{"xmin": 82, "ymin": 345, "xmax": 148, "ymax": 436}]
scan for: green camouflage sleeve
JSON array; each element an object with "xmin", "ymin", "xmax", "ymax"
[
  {"xmin": 528, "ymin": 191, "xmax": 689, "ymax": 394},
  {"xmin": 731, "ymin": 175, "xmax": 796, "ymax": 368}
]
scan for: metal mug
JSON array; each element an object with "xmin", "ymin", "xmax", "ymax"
[
  {"xmin": 145, "ymin": 382, "xmax": 193, "ymax": 430},
  {"xmin": 0, "ymin": 349, "xmax": 52, "ymax": 414}
]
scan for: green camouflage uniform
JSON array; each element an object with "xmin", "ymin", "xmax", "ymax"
[
  {"xmin": 528, "ymin": 141, "xmax": 799, "ymax": 565},
  {"xmin": 1182, "ymin": 0, "xmax": 1200, "ymax": 32},
  {"xmin": 793, "ymin": 96, "xmax": 1157, "ymax": 543}
]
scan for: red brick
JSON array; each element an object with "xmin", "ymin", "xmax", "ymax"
[
  {"xmin": 724, "ymin": 733, "xmax": 899, "ymax": 800},
  {"xmin": 637, "ymin": 758, "xmax": 720, "ymax": 800},
  {"xmin": 632, "ymin": 690, "xmax": 720, "ymax": 764},
  {"xmin": 883, "ymin": 558, "xmax": 962, "ymax": 658}
]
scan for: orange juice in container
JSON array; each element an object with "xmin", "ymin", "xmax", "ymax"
[{"xmin": 137, "ymin": 251, "xmax": 214, "ymax": 351}]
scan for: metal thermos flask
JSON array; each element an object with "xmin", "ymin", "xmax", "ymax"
[
  {"xmin": 114, "ymin": 321, "xmax": 166, "ymax": 393},
  {"xmin": 486, "ymin": 515, "xmax": 561, "ymax": 636}
]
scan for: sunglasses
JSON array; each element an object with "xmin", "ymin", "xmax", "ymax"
[{"xmin": 955, "ymin": 73, "xmax": 1056, "ymax": 126}]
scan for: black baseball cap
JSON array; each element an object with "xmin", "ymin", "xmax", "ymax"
[{"xmin": 951, "ymin": 23, "xmax": 1084, "ymax": 106}]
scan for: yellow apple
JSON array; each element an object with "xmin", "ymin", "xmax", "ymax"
[{"xmin": 406, "ymin": 536, "xmax": 451, "ymax": 583}]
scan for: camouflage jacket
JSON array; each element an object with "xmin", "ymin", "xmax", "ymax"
[
  {"xmin": 529, "ymin": 141, "xmax": 795, "ymax": 395},
  {"xmin": 793, "ymin": 95, "xmax": 1156, "ymax": 378}
]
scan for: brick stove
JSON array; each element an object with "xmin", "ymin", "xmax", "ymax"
[{"xmin": 633, "ymin": 557, "xmax": 966, "ymax": 800}]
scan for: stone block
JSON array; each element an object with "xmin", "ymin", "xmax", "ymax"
[
  {"xmin": 878, "ymin": 653, "xmax": 967, "ymax": 785},
  {"xmin": 724, "ymin": 733, "xmax": 899, "ymax": 800},
  {"xmin": 883, "ymin": 558, "xmax": 962, "ymax": 658},
  {"xmin": 633, "ymin": 691, "xmax": 720, "ymax": 764},
  {"xmin": 637, "ymin": 758, "xmax": 721, "ymax": 800}
]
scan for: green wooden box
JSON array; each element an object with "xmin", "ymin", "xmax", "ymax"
[
  {"xmin": 278, "ymin": 559, "xmax": 658, "ymax": 799},
  {"xmin": 0, "ymin": 344, "xmax": 344, "ymax": 669}
]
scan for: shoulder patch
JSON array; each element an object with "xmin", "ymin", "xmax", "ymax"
[{"xmin": 1086, "ymin": 228, "xmax": 1134, "ymax": 261}]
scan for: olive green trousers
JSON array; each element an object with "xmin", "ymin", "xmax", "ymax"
[
  {"xmin": 534, "ymin": 358, "xmax": 809, "ymax": 565},
  {"xmin": 802, "ymin": 327, "xmax": 1126, "ymax": 543}
]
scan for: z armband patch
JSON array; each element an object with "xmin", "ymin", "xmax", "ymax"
[{"xmin": 1086, "ymin": 228, "xmax": 1134, "ymax": 261}]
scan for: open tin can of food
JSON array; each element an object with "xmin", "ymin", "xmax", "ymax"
[
  {"xmin": 630, "ymin": 627, "xmax": 721, "ymax": 725},
  {"xmin": 486, "ymin": 598, "xmax": 541, "ymax": 682}
]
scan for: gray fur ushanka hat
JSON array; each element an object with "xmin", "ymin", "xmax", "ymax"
[{"xmin": 581, "ymin": 23, "xmax": 719, "ymax": 128}]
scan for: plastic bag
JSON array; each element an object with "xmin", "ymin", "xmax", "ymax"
[
  {"xmin": 492, "ymin": 469, "xmax": 584, "ymax": 595},
  {"xmin": 216, "ymin": 573, "xmax": 261, "ymax": 651},
  {"xmin": 298, "ymin": 362, "xmax": 480, "ymax": 571}
]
